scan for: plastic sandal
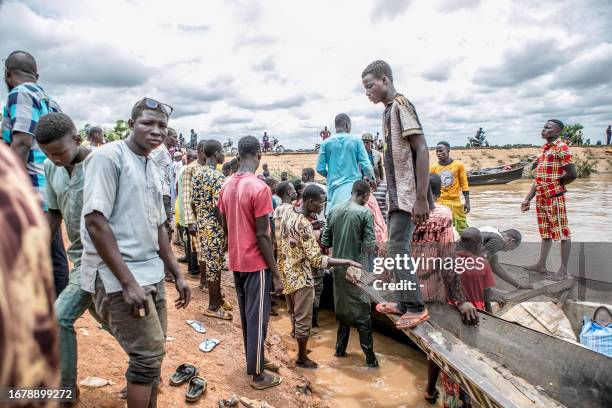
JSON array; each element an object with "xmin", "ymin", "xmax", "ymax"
[
  {"xmin": 186, "ymin": 319, "xmax": 206, "ymax": 333},
  {"xmin": 199, "ymin": 338, "xmax": 221, "ymax": 353}
]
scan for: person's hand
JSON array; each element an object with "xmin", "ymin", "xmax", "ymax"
[
  {"xmin": 346, "ymin": 260, "xmax": 363, "ymax": 269},
  {"xmin": 311, "ymin": 220, "xmax": 325, "ymax": 230},
  {"xmin": 345, "ymin": 265, "xmax": 362, "ymax": 284},
  {"xmin": 521, "ymin": 200, "xmax": 531, "ymax": 212},
  {"xmin": 122, "ymin": 281, "xmax": 150, "ymax": 317},
  {"xmin": 412, "ymin": 197, "xmax": 430, "ymax": 224},
  {"xmin": 464, "ymin": 202, "xmax": 471, "ymax": 214},
  {"xmin": 272, "ymin": 274, "xmax": 284, "ymax": 295},
  {"xmin": 457, "ymin": 302, "xmax": 479, "ymax": 326},
  {"xmin": 174, "ymin": 277, "xmax": 191, "ymax": 309},
  {"xmin": 187, "ymin": 224, "xmax": 197, "ymax": 235}
]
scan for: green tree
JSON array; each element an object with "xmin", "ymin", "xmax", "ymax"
[
  {"xmin": 561, "ymin": 123, "xmax": 584, "ymax": 145},
  {"xmin": 106, "ymin": 120, "xmax": 129, "ymax": 141}
]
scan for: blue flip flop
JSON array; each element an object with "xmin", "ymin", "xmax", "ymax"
[
  {"xmin": 199, "ymin": 338, "xmax": 221, "ymax": 353},
  {"xmin": 186, "ymin": 320, "xmax": 206, "ymax": 333}
]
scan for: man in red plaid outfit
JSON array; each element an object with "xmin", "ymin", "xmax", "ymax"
[{"xmin": 521, "ymin": 119, "xmax": 577, "ymax": 280}]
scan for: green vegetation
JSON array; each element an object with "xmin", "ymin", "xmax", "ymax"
[
  {"xmin": 574, "ymin": 156, "xmax": 597, "ymax": 178},
  {"xmin": 79, "ymin": 120, "xmax": 129, "ymax": 142},
  {"xmin": 561, "ymin": 123, "xmax": 584, "ymax": 145}
]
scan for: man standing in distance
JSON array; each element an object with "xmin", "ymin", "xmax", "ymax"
[
  {"xmin": 81, "ymin": 98, "xmax": 190, "ymax": 407},
  {"xmin": 316, "ymin": 113, "xmax": 374, "ymax": 216},
  {"xmin": 362, "ymin": 60, "xmax": 430, "ymax": 329},
  {"xmin": 361, "ymin": 132, "xmax": 384, "ymax": 182},
  {"xmin": 151, "ymin": 127, "xmax": 178, "ymax": 243},
  {"xmin": 430, "ymin": 141, "xmax": 470, "ymax": 234},
  {"xmin": 2, "ymin": 50, "xmax": 68, "ymax": 297},
  {"xmin": 218, "ymin": 136, "xmax": 283, "ymax": 389},
  {"xmin": 522, "ymin": 120, "xmax": 576, "ymax": 281}
]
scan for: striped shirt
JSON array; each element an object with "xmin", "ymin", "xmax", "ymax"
[
  {"xmin": 373, "ymin": 180, "xmax": 388, "ymax": 218},
  {"xmin": 2, "ymin": 82, "xmax": 61, "ymax": 210}
]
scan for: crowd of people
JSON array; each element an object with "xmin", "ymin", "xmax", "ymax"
[{"xmin": 0, "ymin": 51, "xmax": 578, "ymax": 408}]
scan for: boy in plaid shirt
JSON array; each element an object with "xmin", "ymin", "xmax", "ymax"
[{"xmin": 522, "ymin": 120, "xmax": 577, "ymax": 281}]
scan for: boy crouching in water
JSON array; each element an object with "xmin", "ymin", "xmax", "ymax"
[{"xmin": 277, "ymin": 184, "xmax": 362, "ymax": 368}]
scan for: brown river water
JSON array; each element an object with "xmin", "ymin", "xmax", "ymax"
[
  {"xmin": 269, "ymin": 174, "xmax": 611, "ymax": 407},
  {"xmin": 469, "ymin": 174, "xmax": 612, "ymax": 242},
  {"xmin": 272, "ymin": 309, "xmax": 435, "ymax": 408}
]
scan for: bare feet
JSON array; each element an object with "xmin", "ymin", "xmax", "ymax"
[
  {"xmin": 396, "ymin": 309, "xmax": 430, "ymax": 329},
  {"xmin": 375, "ymin": 302, "xmax": 402, "ymax": 315},
  {"xmin": 547, "ymin": 271, "xmax": 569, "ymax": 281},
  {"xmin": 296, "ymin": 357, "xmax": 318, "ymax": 369},
  {"xmin": 523, "ymin": 264, "xmax": 551, "ymax": 274}
]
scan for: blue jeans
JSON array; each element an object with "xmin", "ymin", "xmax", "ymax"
[
  {"xmin": 387, "ymin": 210, "xmax": 425, "ymax": 313},
  {"xmin": 54, "ymin": 282, "xmax": 97, "ymax": 388}
]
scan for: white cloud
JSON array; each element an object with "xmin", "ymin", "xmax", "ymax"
[{"xmin": 1, "ymin": 0, "xmax": 611, "ymax": 148}]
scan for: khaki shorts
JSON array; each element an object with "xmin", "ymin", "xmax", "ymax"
[{"xmin": 93, "ymin": 275, "xmax": 167, "ymax": 385}]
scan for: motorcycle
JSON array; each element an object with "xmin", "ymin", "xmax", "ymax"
[
  {"xmin": 467, "ymin": 137, "xmax": 489, "ymax": 147},
  {"xmin": 270, "ymin": 137, "xmax": 285, "ymax": 153},
  {"xmin": 223, "ymin": 139, "xmax": 237, "ymax": 154}
]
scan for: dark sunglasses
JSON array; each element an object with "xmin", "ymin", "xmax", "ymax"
[{"xmin": 140, "ymin": 97, "xmax": 173, "ymax": 117}]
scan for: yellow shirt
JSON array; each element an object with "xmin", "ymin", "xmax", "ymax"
[{"xmin": 430, "ymin": 160, "xmax": 469, "ymax": 202}]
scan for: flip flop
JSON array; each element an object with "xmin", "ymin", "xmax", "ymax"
[
  {"xmin": 222, "ymin": 300, "xmax": 234, "ymax": 311},
  {"xmin": 239, "ymin": 396, "xmax": 275, "ymax": 408},
  {"xmin": 203, "ymin": 308, "xmax": 233, "ymax": 321},
  {"xmin": 186, "ymin": 320, "xmax": 206, "ymax": 333},
  {"xmin": 218, "ymin": 395, "xmax": 239, "ymax": 407},
  {"xmin": 169, "ymin": 363, "xmax": 199, "ymax": 386},
  {"xmin": 199, "ymin": 338, "xmax": 221, "ymax": 353},
  {"xmin": 395, "ymin": 310, "xmax": 430, "ymax": 329},
  {"xmin": 185, "ymin": 376, "xmax": 207, "ymax": 403},
  {"xmin": 375, "ymin": 302, "xmax": 402, "ymax": 315},
  {"xmin": 250, "ymin": 373, "xmax": 282, "ymax": 390},
  {"xmin": 263, "ymin": 359, "xmax": 280, "ymax": 372}
]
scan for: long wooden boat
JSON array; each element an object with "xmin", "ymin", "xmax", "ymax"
[
  {"xmin": 350, "ymin": 271, "xmax": 612, "ymax": 408},
  {"xmin": 467, "ymin": 161, "xmax": 531, "ymax": 186},
  {"xmin": 315, "ymin": 267, "xmax": 612, "ymax": 407}
]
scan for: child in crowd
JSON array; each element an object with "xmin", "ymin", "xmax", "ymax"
[
  {"xmin": 218, "ymin": 136, "xmax": 283, "ymax": 389},
  {"xmin": 425, "ymin": 227, "xmax": 494, "ymax": 407},
  {"xmin": 278, "ymin": 184, "xmax": 362, "ymax": 368},
  {"xmin": 321, "ymin": 180, "xmax": 378, "ymax": 367}
]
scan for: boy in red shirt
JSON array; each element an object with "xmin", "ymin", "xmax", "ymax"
[
  {"xmin": 522, "ymin": 119, "xmax": 577, "ymax": 281},
  {"xmin": 425, "ymin": 227, "xmax": 495, "ymax": 407},
  {"xmin": 218, "ymin": 136, "xmax": 282, "ymax": 390}
]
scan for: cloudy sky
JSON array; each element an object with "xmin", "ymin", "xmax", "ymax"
[{"xmin": 1, "ymin": 0, "xmax": 611, "ymax": 148}]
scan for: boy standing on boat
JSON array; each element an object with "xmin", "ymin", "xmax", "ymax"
[
  {"xmin": 361, "ymin": 59, "xmax": 430, "ymax": 329},
  {"xmin": 522, "ymin": 120, "xmax": 577, "ymax": 281},
  {"xmin": 430, "ymin": 141, "xmax": 470, "ymax": 234}
]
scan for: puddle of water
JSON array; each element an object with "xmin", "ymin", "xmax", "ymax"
[
  {"xmin": 468, "ymin": 174, "xmax": 612, "ymax": 242},
  {"xmin": 271, "ymin": 309, "xmax": 438, "ymax": 408}
]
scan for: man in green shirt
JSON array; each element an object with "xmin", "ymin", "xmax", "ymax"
[
  {"xmin": 35, "ymin": 112, "xmax": 94, "ymax": 396},
  {"xmin": 321, "ymin": 180, "xmax": 378, "ymax": 367}
]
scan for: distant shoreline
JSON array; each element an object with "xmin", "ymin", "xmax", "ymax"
[{"xmin": 255, "ymin": 146, "xmax": 612, "ymax": 178}]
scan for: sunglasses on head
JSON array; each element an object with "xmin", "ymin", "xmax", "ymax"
[{"xmin": 139, "ymin": 97, "xmax": 173, "ymax": 117}]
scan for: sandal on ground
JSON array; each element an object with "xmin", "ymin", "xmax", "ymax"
[
  {"xmin": 218, "ymin": 394, "xmax": 239, "ymax": 407},
  {"xmin": 250, "ymin": 372, "xmax": 282, "ymax": 390},
  {"xmin": 185, "ymin": 376, "xmax": 207, "ymax": 403},
  {"xmin": 118, "ymin": 386, "xmax": 127, "ymax": 400},
  {"xmin": 263, "ymin": 359, "xmax": 280, "ymax": 372},
  {"xmin": 186, "ymin": 319, "xmax": 207, "ymax": 333},
  {"xmin": 169, "ymin": 363, "xmax": 199, "ymax": 386},
  {"xmin": 204, "ymin": 308, "xmax": 233, "ymax": 320},
  {"xmin": 424, "ymin": 389, "xmax": 439, "ymax": 404},
  {"xmin": 239, "ymin": 396, "xmax": 275, "ymax": 408},
  {"xmin": 375, "ymin": 302, "xmax": 402, "ymax": 315},
  {"xmin": 395, "ymin": 309, "xmax": 430, "ymax": 329},
  {"xmin": 222, "ymin": 300, "xmax": 234, "ymax": 311},
  {"xmin": 199, "ymin": 338, "xmax": 221, "ymax": 353}
]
